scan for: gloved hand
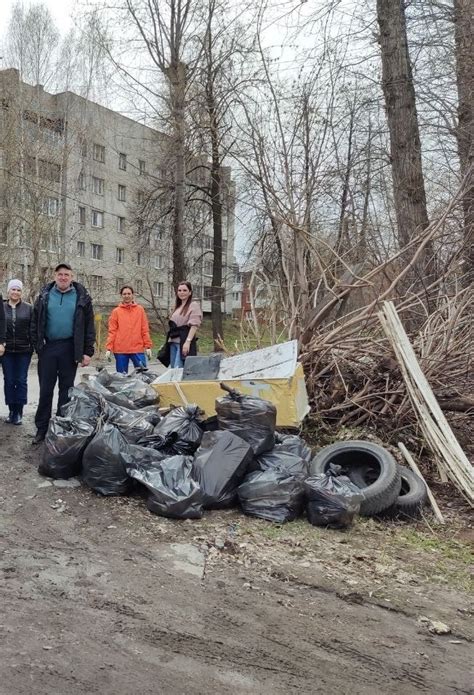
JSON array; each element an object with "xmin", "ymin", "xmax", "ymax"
[
  {"xmin": 105, "ymin": 350, "xmax": 111, "ymax": 361},
  {"xmin": 145, "ymin": 348, "xmax": 152, "ymax": 360}
]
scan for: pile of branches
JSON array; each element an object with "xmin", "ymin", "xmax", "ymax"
[
  {"xmin": 302, "ymin": 288, "xmax": 472, "ymax": 439},
  {"xmin": 300, "ymin": 185, "xmax": 473, "ymax": 447}
]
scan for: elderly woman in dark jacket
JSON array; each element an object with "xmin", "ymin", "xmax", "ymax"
[{"xmin": 2, "ymin": 280, "xmax": 33, "ymax": 425}]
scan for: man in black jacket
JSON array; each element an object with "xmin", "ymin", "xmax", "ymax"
[
  {"xmin": 31, "ymin": 263, "xmax": 96, "ymax": 444},
  {"xmin": 0, "ymin": 294, "xmax": 5, "ymax": 355}
]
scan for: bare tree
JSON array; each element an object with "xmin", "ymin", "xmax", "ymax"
[
  {"xmin": 376, "ymin": 0, "xmax": 432, "ymax": 279},
  {"xmin": 453, "ymin": 0, "xmax": 473, "ymax": 285}
]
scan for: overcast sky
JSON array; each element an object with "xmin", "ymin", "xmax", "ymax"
[{"xmin": 0, "ymin": 0, "xmax": 74, "ymax": 42}]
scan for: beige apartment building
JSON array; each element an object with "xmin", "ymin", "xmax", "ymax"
[{"xmin": 0, "ymin": 68, "xmax": 236, "ymax": 313}]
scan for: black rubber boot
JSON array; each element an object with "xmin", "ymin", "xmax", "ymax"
[{"xmin": 5, "ymin": 406, "xmax": 14, "ymax": 424}]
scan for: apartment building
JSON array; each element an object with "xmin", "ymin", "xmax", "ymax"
[{"xmin": 0, "ymin": 68, "xmax": 236, "ymax": 312}]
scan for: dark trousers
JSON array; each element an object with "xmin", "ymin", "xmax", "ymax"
[
  {"xmin": 35, "ymin": 339, "xmax": 77, "ymax": 433},
  {"xmin": 2, "ymin": 352, "xmax": 32, "ymax": 405}
]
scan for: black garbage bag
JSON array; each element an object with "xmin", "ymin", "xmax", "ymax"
[
  {"xmin": 105, "ymin": 402, "xmax": 155, "ymax": 443},
  {"xmin": 304, "ymin": 472, "xmax": 363, "ymax": 529},
  {"xmin": 274, "ymin": 433, "xmax": 312, "ymax": 463},
  {"xmin": 136, "ymin": 431, "xmax": 178, "ymax": 451},
  {"xmin": 130, "ymin": 368, "xmax": 160, "ymax": 385},
  {"xmin": 82, "ymin": 424, "xmax": 132, "ymax": 496},
  {"xmin": 60, "ymin": 383, "xmax": 106, "ymax": 422},
  {"xmin": 251, "ymin": 449, "xmax": 309, "ymax": 478},
  {"xmin": 122, "ymin": 443, "xmax": 169, "ymax": 477},
  {"xmin": 153, "ymin": 405, "xmax": 204, "ymax": 455},
  {"xmin": 237, "ymin": 470, "xmax": 305, "ymax": 523},
  {"xmin": 215, "ymin": 385, "xmax": 277, "ymax": 456},
  {"xmin": 128, "ymin": 455, "xmax": 203, "ymax": 519},
  {"xmin": 39, "ymin": 417, "xmax": 95, "ymax": 479},
  {"xmin": 83, "ymin": 376, "xmax": 138, "ymax": 410},
  {"xmin": 104, "ymin": 372, "xmax": 159, "ymax": 409},
  {"xmin": 192, "ymin": 431, "xmax": 253, "ymax": 508}
]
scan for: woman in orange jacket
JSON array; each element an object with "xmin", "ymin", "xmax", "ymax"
[{"xmin": 105, "ymin": 285, "xmax": 152, "ymax": 373}]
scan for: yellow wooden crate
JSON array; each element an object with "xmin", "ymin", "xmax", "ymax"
[{"xmin": 152, "ymin": 362, "xmax": 309, "ymax": 428}]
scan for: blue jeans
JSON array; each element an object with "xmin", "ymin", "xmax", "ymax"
[
  {"xmin": 169, "ymin": 343, "xmax": 184, "ymax": 369},
  {"xmin": 115, "ymin": 353, "xmax": 146, "ymax": 374},
  {"xmin": 2, "ymin": 352, "xmax": 32, "ymax": 405}
]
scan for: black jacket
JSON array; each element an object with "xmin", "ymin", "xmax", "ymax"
[
  {"xmin": 4, "ymin": 300, "xmax": 33, "ymax": 353},
  {"xmin": 0, "ymin": 295, "xmax": 5, "ymax": 344},
  {"xmin": 157, "ymin": 320, "xmax": 198, "ymax": 367},
  {"xmin": 31, "ymin": 281, "xmax": 96, "ymax": 362}
]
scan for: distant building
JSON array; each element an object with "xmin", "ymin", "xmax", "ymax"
[{"xmin": 0, "ymin": 68, "xmax": 236, "ymax": 313}]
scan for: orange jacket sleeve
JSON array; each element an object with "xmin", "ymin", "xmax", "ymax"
[
  {"xmin": 106, "ymin": 308, "xmax": 119, "ymax": 351},
  {"xmin": 141, "ymin": 306, "xmax": 152, "ymax": 349}
]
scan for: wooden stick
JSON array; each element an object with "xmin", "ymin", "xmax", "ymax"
[{"xmin": 398, "ymin": 442, "xmax": 445, "ymax": 525}]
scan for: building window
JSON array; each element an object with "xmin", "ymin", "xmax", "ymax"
[
  {"xmin": 153, "ymin": 226, "xmax": 164, "ymax": 242},
  {"xmin": 78, "ymin": 206, "xmax": 86, "ymax": 225},
  {"xmin": 91, "ymin": 210, "xmax": 104, "ymax": 228},
  {"xmin": 137, "ymin": 251, "xmax": 145, "ymax": 266},
  {"xmin": 116, "ymin": 247, "xmax": 125, "ymax": 264},
  {"xmin": 154, "ymin": 254, "xmax": 164, "ymax": 270},
  {"xmin": 92, "ymin": 176, "xmax": 104, "ymax": 195},
  {"xmin": 91, "ymin": 243, "xmax": 103, "ymax": 260},
  {"xmin": 80, "ymin": 138, "xmax": 87, "ymax": 157},
  {"xmin": 117, "ymin": 216, "xmax": 126, "ymax": 233},
  {"xmin": 203, "ymin": 234, "xmax": 213, "ymax": 250},
  {"xmin": 118, "ymin": 184, "xmax": 126, "ymax": 202},
  {"xmin": 136, "ymin": 279, "xmax": 143, "ymax": 294},
  {"xmin": 93, "ymin": 143, "xmax": 105, "ymax": 162},
  {"xmin": 137, "ymin": 190, "xmax": 145, "ymax": 205},
  {"xmin": 139, "ymin": 159, "xmax": 146, "ymax": 175},
  {"xmin": 204, "ymin": 286, "xmax": 213, "ymax": 300},
  {"xmin": 116, "ymin": 277, "xmax": 124, "ymax": 292},
  {"xmin": 42, "ymin": 197, "xmax": 60, "ymax": 217},
  {"xmin": 77, "ymin": 241, "xmax": 85, "ymax": 257},
  {"xmin": 204, "ymin": 260, "xmax": 213, "ymax": 276},
  {"xmin": 153, "ymin": 281, "xmax": 164, "ymax": 297},
  {"xmin": 90, "ymin": 275, "xmax": 103, "ymax": 291},
  {"xmin": 119, "ymin": 153, "xmax": 127, "ymax": 170},
  {"xmin": 78, "ymin": 172, "xmax": 86, "ymax": 190},
  {"xmin": 222, "ymin": 239, "xmax": 228, "ymax": 252}
]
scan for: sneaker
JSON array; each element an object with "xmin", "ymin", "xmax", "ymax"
[{"xmin": 11, "ymin": 411, "xmax": 22, "ymax": 425}]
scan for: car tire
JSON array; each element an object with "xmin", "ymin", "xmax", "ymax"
[
  {"xmin": 351, "ymin": 464, "xmax": 427, "ymax": 519},
  {"xmin": 310, "ymin": 440, "xmax": 401, "ymax": 516}
]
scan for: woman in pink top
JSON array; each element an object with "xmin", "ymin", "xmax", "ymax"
[{"xmin": 168, "ymin": 281, "xmax": 203, "ymax": 368}]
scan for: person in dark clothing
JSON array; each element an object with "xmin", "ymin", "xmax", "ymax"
[
  {"xmin": 1, "ymin": 279, "xmax": 33, "ymax": 425},
  {"xmin": 31, "ymin": 263, "xmax": 96, "ymax": 444},
  {"xmin": 0, "ymin": 293, "xmax": 5, "ymax": 354}
]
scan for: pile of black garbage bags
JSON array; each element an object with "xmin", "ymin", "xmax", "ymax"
[{"xmin": 39, "ymin": 374, "xmax": 363, "ymax": 528}]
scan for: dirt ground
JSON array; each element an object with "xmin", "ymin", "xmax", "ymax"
[{"xmin": 0, "ymin": 380, "xmax": 473, "ymax": 694}]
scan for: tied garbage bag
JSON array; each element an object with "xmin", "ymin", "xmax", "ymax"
[
  {"xmin": 128, "ymin": 455, "xmax": 203, "ymax": 519},
  {"xmin": 274, "ymin": 433, "xmax": 312, "ymax": 463},
  {"xmin": 105, "ymin": 402, "xmax": 155, "ymax": 443},
  {"xmin": 130, "ymin": 368, "xmax": 160, "ymax": 384},
  {"xmin": 39, "ymin": 417, "xmax": 95, "ymax": 479},
  {"xmin": 252, "ymin": 449, "xmax": 309, "ymax": 478},
  {"xmin": 102, "ymin": 371, "xmax": 159, "ymax": 409},
  {"xmin": 192, "ymin": 431, "xmax": 253, "ymax": 508},
  {"xmin": 83, "ymin": 376, "xmax": 138, "ymax": 410},
  {"xmin": 82, "ymin": 424, "xmax": 132, "ymax": 496},
  {"xmin": 237, "ymin": 470, "xmax": 305, "ymax": 523},
  {"xmin": 61, "ymin": 383, "xmax": 106, "ymax": 421},
  {"xmin": 216, "ymin": 385, "xmax": 276, "ymax": 456},
  {"xmin": 153, "ymin": 405, "xmax": 203, "ymax": 455},
  {"xmin": 136, "ymin": 431, "xmax": 178, "ymax": 451},
  {"xmin": 304, "ymin": 472, "xmax": 363, "ymax": 529}
]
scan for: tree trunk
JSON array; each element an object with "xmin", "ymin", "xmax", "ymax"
[
  {"xmin": 453, "ymin": 0, "xmax": 474, "ymax": 286},
  {"xmin": 167, "ymin": 61, "xmax": 187, "ymax": 287},
  {"xmin": 376, "ymin": 0, "xmax": 432, "ymax": 277},
  {"xmin": 207, "ymin": 69, "xmax": 224, "ymax": 350}
]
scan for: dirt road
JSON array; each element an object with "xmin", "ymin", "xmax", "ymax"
[{"xmin": 0, "ymin": 398, "xmax": 472, "ymax": 694}]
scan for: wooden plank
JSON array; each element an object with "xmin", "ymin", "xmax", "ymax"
[{"xmin": 398, "ymin": 442, "xmax": 445, "ymax": 524}]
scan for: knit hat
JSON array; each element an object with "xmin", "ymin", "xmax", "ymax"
[{"xmin": 7, "ymin": 279, "xmax": 23, "ymax": 292}]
